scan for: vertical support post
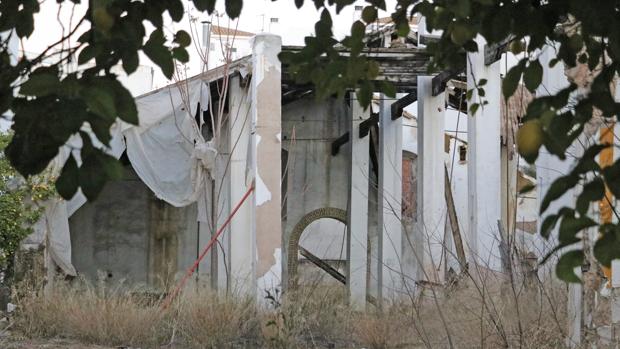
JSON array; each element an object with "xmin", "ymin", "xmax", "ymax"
[
  {"xmin": 228, "ymin": 75, "xmax": 255, "ymax": 294},
  {"xmin": 347, "ymin": 92, "xmax": 370, "ymax": 309},
  {"xmin": 533, "ymin": 44, "xmax": 581, "ymax": 347},
  {"xmin": 466, "ymin": 36, "xmax": 502, "ymax": 271},
  {"xmin": 377, "ymin": 94, "xmax": 403, "ymax": 300},
  {"xmin": 214, "ymin": 99, "xmax": 232, "ymax": 294},
  {"xmin": 251, "ymin": 34, "xmax": 283, "ymax": 299},
  {"xmin": 417, "ymin": 76, "xmax": 446, "ymax": 283}
]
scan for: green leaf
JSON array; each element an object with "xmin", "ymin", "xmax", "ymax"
[
  {"xmin": 193, "ymin": 0, "xmax": 216, "ymax": 12},
  {"xmin": 523, "ymin": 59, "xmax": 543, "ymax": 93},
  {"xmin": 143, "ymin": 30, "xmax": 174, "ymax": 79},
  {"xmin": 166, "ymin": 0, "xmax": 184, "ymax": 21},
  {"xmin": 20, "ymin": 73, "xmax": 59, "ymax": 97},
  {"xmin": 55, "ymin": 154, "xmax": 79, "ymax": 200},
  {"xmin": 111, "ymin": 81, "xmax": 138, "ymax": 125},
  {"xmin": 559, "ymin": 214, "xmax": 596, "ymax": 244},
  {"xmin": 540, "ymin": 214, "xmax": 559, "ymax": 239},
  {"xmin": 122, "ymin": 51, "xmax": 140, "ymax": 74},
  {"xmin": 540, "ymin": 175, "xmax": 579, "ymax": 214},
  {"xmin": 575, "ymin": 178, "xmax": 605, "ymax": 215},
  {"xmin": 502, "ymin": 62, "xmax": 524, "ymax": 99},
  {"xmin": 362, "ymin": 6, "xmax": 377, "ymax": 23},
  {"xmin": 77, "ymin": 44, "xmax": 101, "ymax": 65},
  {"xmin": 594, "ymin": 225, "xmax": 620, "ymax": 267},
  {"xmin": 556, "ymin": 250, "xmax": 583, "ymax": 283},
  {"xmin": 174, "ymin": 30, "xmax": 191, "ymax": 47},
  {"xmin": 225, "ymin": 0, "xmax": 243, "ymax": 18},
  {"xmin": 173, "ymin": 47, "xmax": 190, "ymax": 63},
  {"xmin": 81, "ymin": 86, "xmax": 117, "ymax": 120}
]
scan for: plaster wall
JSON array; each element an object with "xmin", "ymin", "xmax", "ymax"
[
  {"xmin": 281, "ymin": 97, "xmax": 350, "ymax": 279},
  {"xmin": 69, "ymin": 167, "xmax": 201, "ymax": 289}
]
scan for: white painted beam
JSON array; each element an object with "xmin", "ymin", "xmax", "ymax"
[
  {"xmin": 417, "ymin": 76, "xmax": 447, "ymax": 283},
  {"xmin": 347, "ymin": 92, "xmax": 370, "ymax": 309}
]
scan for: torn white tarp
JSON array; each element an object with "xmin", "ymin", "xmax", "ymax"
[
  {"xmin": 123, "ymin": 79, "xmax": 214, "ymax": 207},
  {"xmin": 24, "ymin": 199, "xmax": 77, "ymax": 276}
]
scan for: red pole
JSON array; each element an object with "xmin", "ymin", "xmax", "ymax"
[{"xmin": 161, "ymin": 184, "xmax": 255, "ymax": 310}]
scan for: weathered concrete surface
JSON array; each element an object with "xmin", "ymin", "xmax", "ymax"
[
  {"xmin": 281, "ymin": 97, "xmax": 350, "ymax": 287},
  {"xmin": 69, "ymin": 167, "xmax": 199, "ymax": 289},
  {"xmin": 347, "ymin": 93, "xmax": 370, "ymax": 309},
  {"xmin": 417, "ymin": 76, "xmax": 447, "ymax": 284},
  {"xmin": 252, "ymin": 34, "xmax": 283, "ymax": 296},
  {"xmin": 467, "ymin": 36, "xmax": 502, "ymax": 272}
]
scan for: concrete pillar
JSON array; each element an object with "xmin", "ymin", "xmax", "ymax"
[
  {"xmin": 347, "ymin": 92, "xmax": 370, "ymax": 309},
  {"xmin": 417, "ymin": 76, "xmax": 447, "ymax": 283},
  {"xmin": 227, "ymin": 75, "xmax": 255, "ymax": 294},
  {"xmin": 214, "ymin": 103, "xmax": 232, "ymax": 293},
  {"xmin": 466, "ymin": 36, "xmax": 503, "ymax": 271},
  {"xmin": 377, "ymin": 94, "xmax": 403, "ymax": 299},
  {"xmin": 251, "ymin": 34, "xmax": 283, "ymax": 300},
  {"xmin": 531, "ymin": 44, "xmax": 582, "ymax": 347}
]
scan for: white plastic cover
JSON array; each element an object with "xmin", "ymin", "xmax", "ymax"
[{"xmin": 124, "ymin": 79, "xmax": 214, "ymax": 207}]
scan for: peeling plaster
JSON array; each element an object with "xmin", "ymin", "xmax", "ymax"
[
  {"xmin": 250, "ymin": 34, "xmax": 281, "ymax": 85},
  {"xmin": 254, "ymin": 134, "xmax": 272, "ymax": 206},
  {"xmin": 257, "ymin": 248, "xmax": 282, "ymax": 303}
]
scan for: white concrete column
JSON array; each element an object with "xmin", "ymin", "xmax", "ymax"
[
  {"xmin": 467, "ymin": 36, "xmax": 503, "ymax": 271},
  {"xmin": 533, "ymin": 44, "xmax": 582, "ymax": 347},
  {"xmin": 251, "ymin": 34, "xmax": 283, "ymax": 300},
  {"xmin": 228, "ymin": 75, "xmax": 255, "ymax": 295},
  {"xmin": 417, "ymin": 76, "xmax": 447, "ymax": 283},
  {"xmin": 378, "ymin": 94, "xmax": 403, "ymax": 299},
  {"xmin": 347, "ymin": 92, "xmax": 370, "ymax": 309}
]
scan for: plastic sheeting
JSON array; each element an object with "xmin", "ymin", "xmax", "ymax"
[
  {"xmin": 124, "ymin": 79, "xmax": 212, "ymax": 207},
  {"xmin": 25, "ymin": 77, "xmax": 216, "ymax": 276}
]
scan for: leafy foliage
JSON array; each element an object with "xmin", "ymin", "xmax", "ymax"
[{"xmin": 0, "ymin": 133, "xmax": 53, "ymax": 278}]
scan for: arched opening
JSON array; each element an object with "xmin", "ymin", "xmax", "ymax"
[{"xmin": 287, "ymin": 208, "xmax": 347, "ymax": 289}]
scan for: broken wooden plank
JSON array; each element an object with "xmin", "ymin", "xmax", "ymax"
[
  {"xmin": 390, "ymin": 92, "xmax": 417, "ymax": 120},
  {"xmin": 359, "ymin": 112, "xmax": 379, "ymax": 138},
  {"xmin": 484, "ymin": 36, "xmax": 513, "ymax": 66},
  {"xmin": 299, "ymin": 246, "xmax": 346, "ymax": 285},
  {"xmin": 444, "ymin": 165, "xmax": 467, "ymax": 270},
  {"xmin": 432, "ymin": 69, "xmax": 462, "ymax": 96},
  {"xmin": 331, "ymin": 132, "xmax": 350, "ymax": 156}
]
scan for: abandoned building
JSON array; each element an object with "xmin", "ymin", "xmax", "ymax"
[{"xmin": 29, "ymin": 21, "xmax": 550, "ymax": 313}]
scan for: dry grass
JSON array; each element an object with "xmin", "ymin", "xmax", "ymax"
[{"xmin": 12, "ymin": 271, "xmax": 571, "ymax": 349}]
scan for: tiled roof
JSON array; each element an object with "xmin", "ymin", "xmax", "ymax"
[{"xmin": 211, "ymin": 25, "xmax": 255, "ymax": 37}]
